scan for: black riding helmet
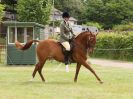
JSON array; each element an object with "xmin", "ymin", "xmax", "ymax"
[{"xmin": 62, "ymin": 12, "xmax": 70, "ymax": 18}]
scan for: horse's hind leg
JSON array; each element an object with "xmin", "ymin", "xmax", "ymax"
[
  {"xmin": 38, "ymin": 61, "xmax": 46, "ymax": 82},
  {"xmin": 32, "ymin": 62, "xmax": 40, "ymax": 79},
  {"xmin": 32, "ymin": 60, "xmax": 46, "ymax": 81}
]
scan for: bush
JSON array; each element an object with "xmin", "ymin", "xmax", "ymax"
[
  {"xmin": 113, "ymin": 23, "xmax": 133, "ymax": 31},
  {"xmin": 49, "ymin": 20, "xmax": 61, "ymax": 27},
  {"xmin": 85, "ymin": 22, "xmax": 103, "ymax": 30},
  {"xmin": 92, "ymin": 32, "xmax": 133, "ymax": 61},
  {"xmin": 0, "ymin": 4, "xmax": 5, "ymax": 22}
]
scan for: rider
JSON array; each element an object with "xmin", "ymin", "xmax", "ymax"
[{"xmin": 59, "ymin": 12, "xmax": 75, "ymax": 72}]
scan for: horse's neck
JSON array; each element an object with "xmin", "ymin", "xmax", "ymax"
[
  {"xmin": 75, "ymin": 34, "xmax": 87, "ymax": 47},
  {"xmin": 75, "ymin": 33, "xmax": 88, "ymax": 50}
]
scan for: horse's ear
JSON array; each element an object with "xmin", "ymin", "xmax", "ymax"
[
  {"xmin": 95, "ymin": 32, "xmax": 98, "ymax": 36},
  {"xmin": 95, "ymin": 29, "xmax": 98, "ymax": 36},
  {"xmin": 87, "ymin": 28, "xmax": 90, "ymax": 32}
]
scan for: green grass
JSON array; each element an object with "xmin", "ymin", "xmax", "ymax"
[{"xmin": 0, "ymin": 61, "xmax": 133, "ymax": 99}]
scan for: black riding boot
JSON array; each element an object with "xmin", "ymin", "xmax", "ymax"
[{"xmin": 64, "ymin": 51, "xmax": 70, "ymax": 65}]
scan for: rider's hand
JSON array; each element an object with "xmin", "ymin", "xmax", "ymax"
[{"xmin": 73, "ymin": 34, "xmax": 76, "ymax": 38}]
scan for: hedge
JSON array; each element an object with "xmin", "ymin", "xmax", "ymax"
[
  {"xmin": 92, "ymin": 32, "xmax": 133, "ymax": 61},
  {"xmin": 113, "ymin": 23, "xmax": 133, "ymax": 31}
]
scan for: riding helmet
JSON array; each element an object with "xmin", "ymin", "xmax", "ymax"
[{"xmin": 62, "ymin": 12, "xmax": 70, "ymax": 18}]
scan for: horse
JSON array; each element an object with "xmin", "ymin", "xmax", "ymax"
[{"xmin": 15, "ymin": 31, "xmax": 103, "ymax": 84}]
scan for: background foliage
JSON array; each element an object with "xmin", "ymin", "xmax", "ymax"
[
  {"xmin": 85, "ymin": 22, "xmax": 103, "ymax": 30},
  {"xmin": 92, "ymin": 32, "xmax": 133, "ymax": 61},
  {"xmin": 53, "ymin": 0, "xmax": 85, "ymax": 20},
  {"xmin": 17, "ymin": 0, "xmax": 52, "ymax": 25},
  {"xmin": 84, "ymin": 0, "xmax": 133, "ymax": 29},
  {"xmin": 16, "ymin": 0, "xmax": 133, "ymax": 29},
  {"xmin": 0, "ymin": 4, "xmax": 4, "ymax": 22},
  {"xmin": 113, "ymin": 23, "xmax": 133, "ymax": 31}
]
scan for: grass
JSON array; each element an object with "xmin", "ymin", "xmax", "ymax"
[{"xmin": 0, "ymin": 61, "xmax": 133, "ymax": 99}]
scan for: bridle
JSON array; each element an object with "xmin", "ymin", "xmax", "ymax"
[{"xmin": 86, "ymin": 33, "xmax": 97, "ymax": 54}]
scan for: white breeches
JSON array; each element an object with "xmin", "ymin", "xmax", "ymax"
[{"xmin": 61, "ymin": 41, "xmax": 70, "ymax": 51}]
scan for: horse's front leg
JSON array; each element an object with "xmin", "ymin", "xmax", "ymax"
[
  {"xmin": 80, "ymin": 59, "xmax": 103, "ymax": 84},
  {"xmin": 74, "ymin": 63, "xmax": 81, "ymax": 82}
]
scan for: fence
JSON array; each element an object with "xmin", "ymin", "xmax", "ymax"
[
  {"xmin": 92, "ymin": 47, "xmax": 133, "ymax": 61},
  {"xmin": 0, "ymin": 45, "xmax": 6, "ymax": 64}
]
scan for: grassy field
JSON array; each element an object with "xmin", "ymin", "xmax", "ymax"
[{"xmin": 0, "ymin": 61, "xmax": 133, "ymax": 99}]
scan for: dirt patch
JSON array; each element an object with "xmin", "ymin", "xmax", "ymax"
[{"xmin": 89, "ymin": 58, "xmax": 133, "ymax": 69}]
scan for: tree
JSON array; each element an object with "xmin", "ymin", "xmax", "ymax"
[
  {"xmin": 85, "ymin": 0, "xmax": 133, "ymax": 29},
  {"xmin": 85, "ymin": 22, "xmax": 103, "ymax": 30},
  {"xmin": 53, "ymin": 0, "xmax": 85, "ymax": 20},
  {"xmin": 2, "ymin": 0, "xmax": 17, "ymax": 5},
  {"xmin": 0, "ymin": 4, "xmax": 4, "ymax": 22},
  {"xmin": 17, "ymin": 0, "xmax": 52, "ymax": 25}
]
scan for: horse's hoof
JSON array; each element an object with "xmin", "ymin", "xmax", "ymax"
[
  {"xmin": 100, "ymin": 81, "xmax": 104, "ymax": 84},
  {"xmin": 74, "ymin": 79, "xmax": 77, "ymax": 83},
  {"xmin": 42, "ymin": 80, "xmax": 45, "ymax": 82}
]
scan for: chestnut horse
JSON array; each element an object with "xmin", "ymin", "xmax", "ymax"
[{"xmin": 15, "ymin": 31, "xmax": 103, "ymax": 83}]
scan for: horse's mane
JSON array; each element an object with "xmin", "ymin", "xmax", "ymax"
[{"xmin": 75, "ymin": 31, "xmax": 92, "ymax": 40}]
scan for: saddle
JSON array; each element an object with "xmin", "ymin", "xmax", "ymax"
[{"xmin": 58, "ymin": 40, "xmax": 75, "ymax": 64}]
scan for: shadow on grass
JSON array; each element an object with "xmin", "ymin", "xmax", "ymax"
[
  {"xmin": 45, "ymin": 81, "xmax": 74, "ymax": 85},
  {"xmin": 20, "ymin": 80, "xmax": 74, "ymax": 85}
]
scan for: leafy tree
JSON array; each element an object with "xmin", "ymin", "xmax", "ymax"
[
  {"xmin": 85, "ymin": 21, "xmax": 103, "ymax": 30},
  {"xmin": 53, "ymin": 0, "xmax": 85, "ymax": 20},
  {"xmin": 85, "ymin": 0, "xmax": 133, "ymax": 29},
  {"xmin": 0, "ymin": 4, "xmax": 4, "ymax": 22},
  {"xmin": 17, "ymin": 0, "xmax": 52, "ymax": 25},
  {"xmin": 49, "ymin": 20, "xmax": 60, "ymax": 27},
  {"xmin": 2, "ymin": 0, "xmax": 17, "ymax": 5}
]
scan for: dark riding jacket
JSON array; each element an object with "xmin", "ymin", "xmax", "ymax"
[{"xmin": 59, "ymin": 21, "xmax": 75, "ymax": 43}]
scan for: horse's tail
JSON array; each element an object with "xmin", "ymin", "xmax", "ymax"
[{"xmin": 15, "ymin": 40, "xmax": 39, "ymax": 50}]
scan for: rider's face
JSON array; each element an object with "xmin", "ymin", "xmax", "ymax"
[{"xmin": 64, "ymin": 17, "xmax": 69, "ymax": 21}]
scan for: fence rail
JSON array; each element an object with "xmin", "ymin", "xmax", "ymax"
[
  {"xmin": 0, "ymin": 44, "xmax": 133, "ymax": 65},
  {"xmin": 95, "ymin": 47, "xmax": 133, "ymax": 51}
]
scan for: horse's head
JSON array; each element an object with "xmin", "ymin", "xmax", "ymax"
[
  {"xmin": 86, "ymin": 32, "xmax": 97, "ymax": 54},
  {"xmin": 75, "ymin": 31, "xmax": 98, "ymax": 54}
]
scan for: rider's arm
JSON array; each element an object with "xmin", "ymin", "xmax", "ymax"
[{"xmin": 60, "ymin": 23, "xmax": 69, "ymax": 41}]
